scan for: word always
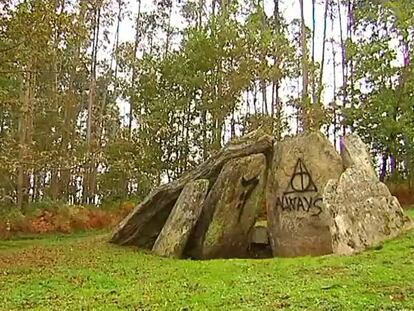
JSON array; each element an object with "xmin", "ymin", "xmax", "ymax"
[{"xmin": 276, "ymin": 195, "xmax": 322, "ymax": 217}]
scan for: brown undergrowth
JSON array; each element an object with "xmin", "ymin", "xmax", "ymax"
[
  {"xmin": 388, "ymin": 183, "xmax": 414, "ymax": 207},
  {"xmin": 0, "ymin": 202, "xmax": 135, "ymax": 239}
]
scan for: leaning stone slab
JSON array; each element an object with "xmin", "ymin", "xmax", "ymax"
[
  {"xmin": 340, "ymin": 134, "xmax": 377, "ymax": 179},
  {"xmin": 324, "ymin": 166, "xmax": 411, "ymax": 255},
  {"xmin": 152, "ymin": 179, "xmax": 209, "ymax": 258},
  {"xmin": 266, "ymin": 131, "xmax": 343, "ymax": 257},
  {"xmin": 188, "ymin": 154, "xmax": 266, "ymax": 259}
]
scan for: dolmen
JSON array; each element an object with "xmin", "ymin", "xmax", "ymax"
[{"xmin": 110, "ymin": 130, "xmax": 412, "ymax": 259}]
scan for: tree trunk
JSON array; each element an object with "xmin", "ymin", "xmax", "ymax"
[
  {"xmin": 317, "ymin": 0, "xmax": 329, "ymax": 105},
  {"xmin": 347, "ymin": 0, "xmax": 354, "ymax": 111},
  {"xmin": 230, "ymin": 107, "xmax": 236, "ymax": 139},
  {"xmin": 17, "ymin": 73, "xmax": 30, "ymax": 209},
  {"xmin": 332, "ymin": 38, "xmax": 338, "ymax": 148},
  {"xmin": 84, "ymin": 6, "xmax": 101, "ymax": 204},
  {"xmin": 311, "ymin": 0, "xmax": 316, "ymax": 104},
  {"xmin": 164, "ymin": 1, "xmax": 173, "ymax": 57},
  {"xmin": 337, "ymin": 0, "xmax": 348, "ymax": 136},
  {"xmin": 299, "ymin": 0, "xmax": 309, "ymax": 129},
  {"xmin": 129, "ymin": 0, "xmax": 142, "ymax": 135},
  {"xmin": 380, "ymin": 153, "xmax": 388, "ymax": 182},
  {"xmin": 273, "ymin": 0, "xmax": 281, "ymax": 139}
]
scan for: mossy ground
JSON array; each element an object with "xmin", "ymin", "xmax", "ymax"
[{"xmin": 0, "ymin": 210, "xmax": 413, "ymax": 310}]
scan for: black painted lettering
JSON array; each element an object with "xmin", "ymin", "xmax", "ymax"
[
  {"xmin": 288, "ymin": 197, "xmax": 297, "ymax": 211},
  {"xmin": 312, "ymin": 198, "xmax": 323, "ymax": 217},
  {"xmin": 297, "ymin": 197, "xmax": 306, "ymax": 212},
  {"xmin": 276, "ymin": 197, "xmax": 284, "ymax": 208},
  {"xmin": 275, "ymin": 159, "xmax": 326, "ymax": 216},
  {"xmin": 302, "ymin": 197, "xmax": 312, "ymax": 212}
]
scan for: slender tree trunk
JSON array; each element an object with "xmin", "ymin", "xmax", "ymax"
[
  {"xmin": 273, "ymin": 0, "xmax": 281, "ymax": 139},
  {"xmin": 271, "ymin": 82, "xmax": 275, "ymax": 120},
  {"xmin": 129, "ymin": 0, "xmax": 142, "ymax": 135},
  {"xmin": 112, "ymin": 0, "xmax": 122, "ymax": 81},
  {"xmin": 253, "ymin": 83, "xmax": 258, "ymax": 114},
  {"xmin": 17, "ymin": 73, "xmax": 30, "ymax": 208},
  {"xmin": 261, "ymin": 81, "xmax": 268, "ymax": 115},
  {"xmin": 346, "ymin": 0, "xmax": 355, "ymax": 134},
  {"xmin": 380, "ymin": 153, "xmax": 388, "ymax": 182},
  {"xmin": 0, "ymin": 105, "xmax": 3, "ymax": 135},
  {"xmin": 32, "ymin": 171, "xmax": 38, "ymax": 202},
  {"xmin": 51, "ymin": 0, "xmax": 64, "ymax": 201},
  {"xmin": 230, "ymin": 107, "xmax": 236, "ymax": 138},
  {"xmin": 165, "ymin": 1, "xmax": 173, "ymax": 57},
  {"xmin": 317, "ymin": 0, "xmax": 329, "ymax": 105},
  {"xmin": 85, "ymin": 6, "xmax": 101, "ymax": 204},
  {"xmin": 246, "ymin": 89, "xmax": 251, "ymax": 116},
  {"xmin": 47, "ymin": 0, "xmax": 65, "ymax": 201},
  {"xmin": 296, "ymin": 78, "xmax": 301, "ymax": 134},
  {"xmin": 299, "ymin": 0, "xmax": 309, "ymax": 130},
  {"xmin": 212, "ymin": 42, "xmax": 223, "ymax": 151},
  {"xmin": 337, "ymin": 0, "xmax": 348, "ymax": 136},
  {"xmin": 25, "ymin": 72, "xmax": 34, "ymax": 204},
  {"xmin": 311, "ymin": 0, "xmax": 316, "ymax": 104},
  {"xmin": 331, "ymin": 38, "xmax": 338, "ymax": 148},
  {"xmin": 259, "ymin": 4, "xmax": 267, "ymax": 115},
  {"xmin": 212, "ymin": 0, "xmax": 217, "ymax": 16}
]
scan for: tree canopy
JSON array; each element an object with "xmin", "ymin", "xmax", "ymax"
[{"xmin": 0, "ymin": 0, "xmax": 413, "ymax": 208}]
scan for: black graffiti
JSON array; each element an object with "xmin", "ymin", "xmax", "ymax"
[
  {"xmin": 276, "ymin": 158, "xmax": 323, "ymax": 217},
  {"xmin": 276, "ymin": 196, "xmax": 322, "ymax": 217},
  {"xmin": 237, "ymin": 176, "xmax": 260, "ymax": 222},
  {"xmin": 285, "ymin": 158, "xmax": 318, "ymax": 194}
]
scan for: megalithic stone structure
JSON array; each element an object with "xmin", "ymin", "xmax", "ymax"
[
  {"xmin": 110, "ymin": 130, "xmax": 412, "ymax": 259},
  {"xmin": 110, "ymin": 130, "xmax": 274, "ymax": 251}
]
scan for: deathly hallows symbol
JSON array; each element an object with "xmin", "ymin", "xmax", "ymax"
[{"xmin": 284, "ymin": 159, "xmax": 318, "ymax": 194}]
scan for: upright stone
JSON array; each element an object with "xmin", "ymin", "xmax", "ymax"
[
  {"xmin": 266, "ymin": 132, "xmax": 343, "ymax": 257},
  {"xmin": 340, "ymin": 134, "xmax": 377, "ymax": 179},
  {"xmin": 152, "ymin": 179, "xmax": 209, "ymax": 258},
  {"xmin": 189, "ymin": 154, "xmax": 267, "ymax": 259},
  {"xmin": 325, "ymin": 135, "xmax": 412, "ymax": 255}
]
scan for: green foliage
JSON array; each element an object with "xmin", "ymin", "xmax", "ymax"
[
  {"xmin": 1, "ymin": 0, "xmax": 414, "ymax": 210},
  {"xmin": 342, "ymin": 0, "xmax": 414, "ymax": 183}
]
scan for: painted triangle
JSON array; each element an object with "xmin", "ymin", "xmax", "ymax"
[{"xmin": 284, "ymin": 159, "xmax": 318, "ymax": 194}]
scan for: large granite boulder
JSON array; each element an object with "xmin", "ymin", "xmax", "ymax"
[
  {"xmin": 188, "ymin": 154, "xmax": 267, "ymax": 259},
  {"xmin": 325, "ymin": 169, "xmax": 411, "ymax": 255},
  {"xmin": 324, "ymin": 135, "xmax": 411, "ymax": 255},
  {"xmin": 152, "ymin": 179, "xmax": 209, "ymax": 258},
  {"xmin": 266, "ymin": 132, "xmax": 343, "ymax": 257}
]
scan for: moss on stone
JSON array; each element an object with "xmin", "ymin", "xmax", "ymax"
[{"xmin": 204, "ymin": 220, "xmax": 224, "ymax": 247}]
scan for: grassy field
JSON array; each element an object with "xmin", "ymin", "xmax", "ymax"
[{"xmin": 0, "ymin": 211, "xmax": 413, "ymax": 311}]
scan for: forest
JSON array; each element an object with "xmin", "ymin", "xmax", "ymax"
[{"xmin": 1, "ymin": 0, "xmax": 414, "ymax": 210}]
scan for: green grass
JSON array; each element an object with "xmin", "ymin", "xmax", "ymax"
[{"xmin": 0, "ymin": 213, "xmax": 414, "ymax": 310}]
